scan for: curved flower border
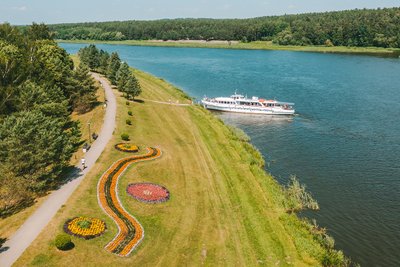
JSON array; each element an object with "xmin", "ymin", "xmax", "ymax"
[
  {"xmin": 126, "ymin": 182, "xmax": 170, "ymax": 204},
  {"xmin": 63, "ymin": 217, "xmax": 107, "ymax": 240},
  {"xmin": 114, "ymin": 143, "xmax": 139, "ymax": 153},
  {"xmin": 97, "ymin": 147, "xmax": 162, "ymax": 257}
]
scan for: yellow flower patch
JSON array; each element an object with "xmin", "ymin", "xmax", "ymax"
[
  {"xmin": 64, "ymin": 217, "xmax": 106, "ymax": 239},
  {"xmin": 115, "ymin": 143, "xmax": 139, "ymax": 153}
]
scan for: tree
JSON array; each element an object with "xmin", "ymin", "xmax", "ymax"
[
  {"xmin": 0, "ymin": 24, "xmax": 97, "ymax": 215},
  {"xmin": 123, "ymin": 74, "xmax": 141, "ymax": 100},
  {"xmin": 116, "ymin": 62, "xmax": 130, "ymax": 91},
  {"xmin": 107, "ymin": 52, "xmax": 121, "ymax": 85},
  {"xmin": 0, "ymin": 40, "xmax": 23, "ymax": 87},
  {"xmin": 0, "ymin": 111, "xmax": 76, "ymax": 193},
  {"xmin": 324, "ymin": 39, "xmax": 334, "ymax": 47},
  {"xmin": 273, "ymin": 28, "xmax": 295, "ymax": 45},
  {"xmin": 26, "ymin": 23, "xmax": 53, "ymax": 41},
  {"xmin": 16, "ymin": 81, "xmax": 69, "ymax": 119},
  {"xmin": 98, "ymin": 49, "xmax": 110, "ymax": 74},
  {"xmin": 71, "ymin": 65, "xmax": 97, "ymax": 113}
]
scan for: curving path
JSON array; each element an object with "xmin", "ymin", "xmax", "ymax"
[
  {"xmin": 98, "ymin": 147, "xmax": 162, "ymax": 256},
  {"xmin": 0, "ymin": 73, "xmax": 116, "ymax": 267}
]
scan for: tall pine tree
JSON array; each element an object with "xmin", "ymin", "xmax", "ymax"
[
  {"xmin": 116, "ymin": 62, "xmax": 130, "ymax": 91},
  {"xmin": 107, "ymin": 52, "xmax": 121, "ymax": 85}
]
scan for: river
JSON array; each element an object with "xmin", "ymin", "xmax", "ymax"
[{"xmin": 61, "ymin": 43, "xmax": 400, "ymax": 266}]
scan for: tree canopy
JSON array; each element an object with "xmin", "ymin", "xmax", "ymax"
[
  {"xmin": 50, "ymin": 7, "xmax": 400, "ymax": 48},
  {"xmin": 78, "ymin": 45, "xmax": 142, "ymax": 100},
  {"xmin": 0, "ymin": 23, "xmax": 97, "ymax": 216}
]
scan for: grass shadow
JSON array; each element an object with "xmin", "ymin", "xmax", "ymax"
[
  {"xmin": 133, "ymin": 99, "xmax": 145, "ymax": 104},
  {"xmin": 0, "ymin": 198, "xmax": 35, "ymax": 219},
  {"xmin": 0, "ymin": 237, "xmax": 9, "ymax": 253},
  {"xmin": 54, "ymin": 166, "xmax": 82, "ymax": 189},
  {"xmin": 58, "ymin": 242, "xmax": 75, "ymax": 251}
]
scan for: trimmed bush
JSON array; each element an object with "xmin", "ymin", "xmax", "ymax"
[
  {"xmin": 128, "ymin": 111, "xmax": 133, "ymax": 116},
  {"xmin": 77, "ymin": 219, "xmax": 92, "ymax": 229},
  {"xmin": 55, "ymin": 233, "xmax": 73, "ymax": 251},
  {"xmin": 126, "ymin": 101, "xmax": 130, "ymax": 105},
  {"xmin": 121, "ymin": 133, "xmax": 130, "ymax": 141},
  {"xmin": 126, "ymin": 119, "xmax": 132, "ymax": 125}
]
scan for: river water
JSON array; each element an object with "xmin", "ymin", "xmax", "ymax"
[{"xmin": 62, "ymin": 43, "xmax": 400, "ymax": 266}]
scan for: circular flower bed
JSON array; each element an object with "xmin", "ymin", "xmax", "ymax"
[
  {"xmin": 64, "ymin": 217, "xmax": 106, "ymax": 239},
  {"xmin": 127, "ymin": 183, "xmax": 170, "ymax": 203},
  {"xmin": 115, "ymin": 143, "xmax": 139, "ymax": 153}
]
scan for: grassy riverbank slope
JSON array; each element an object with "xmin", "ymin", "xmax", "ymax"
[
  {"xmin": 59, "ymin": 39, "xmax": 400, "ymax": 57},
  {"xmin": 15, "ymin": 69, "xmax": 342, "ymax": 266}
]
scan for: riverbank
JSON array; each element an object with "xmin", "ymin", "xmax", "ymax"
[
  {"xmin": 59, "ymin": 39, "xmax": 400, "ymax": 57},
  {"xmin": 14, "ymin": 67, "xmax": 346, "ymax": 266}
]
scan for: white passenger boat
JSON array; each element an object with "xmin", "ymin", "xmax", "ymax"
[{"xmin": 201, "ymin": 93, "xmax": 295, "ymax": 115}]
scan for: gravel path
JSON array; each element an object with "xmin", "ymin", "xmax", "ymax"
[{"xmin": 0, "ymin": 73, "xmax": 116, "ymax": 267}]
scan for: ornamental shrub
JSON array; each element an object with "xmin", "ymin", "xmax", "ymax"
[
  {"xmin": 126, "ymin": 119, "xmax": 132, "ymax": 125},
  {"xmin": 55, "ymin": 233, "xmax": 73, "ymax": 251},
  {"xmin": 121, "ymin": 133, "xmax": 130, "ymax": 141},
  {"xmin": 77, "ymin": 220, "xmax": 92, "ymax": 229},
  {"xmin": 126, "ymin": 101, "xmax": 130, "ymax": 105},
  {"xmin": 128, "ymin": 111, "xmax": 133, "ymax": 116}
]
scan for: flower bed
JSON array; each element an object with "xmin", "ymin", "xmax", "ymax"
[
  {"xmin": 127, "ymin": 183, "xmax": 170, "ymax": 203},
  {"xmin": 115, "ymin": 143, "xmax": 139, "ymax": 153},
  {"xmin": 64, "ymin": 217, "xmax": 106, "ymax": 239},
  {"xmin": 97, "ymin": 147, "xmax": 162, "ymax": 256}
]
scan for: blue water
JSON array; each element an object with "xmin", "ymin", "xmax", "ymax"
[{"xmin": 62, "ymin": 43, "xmax": 400, "ymax": 266}]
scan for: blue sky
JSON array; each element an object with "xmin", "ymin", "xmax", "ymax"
[{"xmin": 1, "ymin": 0, "xmax": 399, "ymax": 25}]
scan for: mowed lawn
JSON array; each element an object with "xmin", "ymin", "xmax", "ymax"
[{"xmin": 15, "ymin": 70, "xmax": 324, "ymax": 266}]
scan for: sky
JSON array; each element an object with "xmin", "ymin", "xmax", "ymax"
[{"xmin": 1, "ymin": 0, "xmax": 399, "ymax": 25}]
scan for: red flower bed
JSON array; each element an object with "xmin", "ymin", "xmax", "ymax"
[{"xmin": 127, "ymin": 183, "xmax": 170, "ymax": 203}]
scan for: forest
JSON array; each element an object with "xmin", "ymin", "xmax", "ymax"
[
  {"xmin": 50, "ymin": 7, "xmax": 400, "ymax": 48},
  {"xmin": 0, "ymin": 23, "xmax": 98, "ymax": 217}
]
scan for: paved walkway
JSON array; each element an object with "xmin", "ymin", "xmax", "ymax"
[{"xmin": 0, "ymin": 73, "xmax": 116, "ymax": 267}]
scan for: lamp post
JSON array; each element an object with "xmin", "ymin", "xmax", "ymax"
[{"xmin": 88, "ymin": 122, "xmax": 91, "ymax": 143}]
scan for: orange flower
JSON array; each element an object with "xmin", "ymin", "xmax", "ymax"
[{"xmin": 98, "ymin": 147, "xmax": 162, "ymax": 256}]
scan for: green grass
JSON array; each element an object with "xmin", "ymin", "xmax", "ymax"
[
  {"xmin": 14, "ymin": 69, "xmax": 341, "ymax": 266},
  {"xmin": 59, "ymin": 39, "xmax": 400, "ymax": 57}
]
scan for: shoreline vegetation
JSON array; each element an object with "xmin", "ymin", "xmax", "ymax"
[
  {"xmin": 59, "ymin": 39, "xmax": 400, "ymax": 57},
  {"xmin": 14, "ymin": 48, "xmax": 350, "ymax": 266},
  {"xmin": 51, "ymin": 7, "xmax": 400, "ymax": 58}
]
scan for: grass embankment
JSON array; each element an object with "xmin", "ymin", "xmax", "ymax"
[
  {"xmin": 15, "ymin": 69, "xmax": 333, "ymax": 266},
  {"xmin": 60, "ymin": 39, "xmax": 400, "ymax": 57},
  {"xmin": 0, "ymin": 55, "xmax": 105, "ymax": 246}
]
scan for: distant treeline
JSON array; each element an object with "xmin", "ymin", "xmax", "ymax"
[
  {"xmin": 50, "ymin": 7, "xmax": 400, "ymax": 48},
  {"xmin": 0, "ymin": 23, "xmax": 97, "ymax": 216}
]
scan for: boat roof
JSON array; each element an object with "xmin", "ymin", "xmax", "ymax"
[
  {"xmin": 209, "ymin": 94, "xmax": 294, "ymax": 106},
  {"xmin": 260, "ymin": 99, "xmax": 294, "ymax": 105},
  {"xmin": 213, "ymin": 97, "xmax": 294, "ymax": 105},
  {"xmin": 231, "ymin": 94, "xmax": 244, "ymax": 98},
  {"xmin": 215, "ymin": 97, "xmax": 235, "ymax": 101}
]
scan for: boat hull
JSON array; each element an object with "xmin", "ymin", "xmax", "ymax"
[{"xmin": 202, "ymin": 101, "xmax": 295, "ymax": 115}]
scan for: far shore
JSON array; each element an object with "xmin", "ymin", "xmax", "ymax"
[{"xmin": 58, "ymin": 39, "xmax": 400, "ymax": 57}]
